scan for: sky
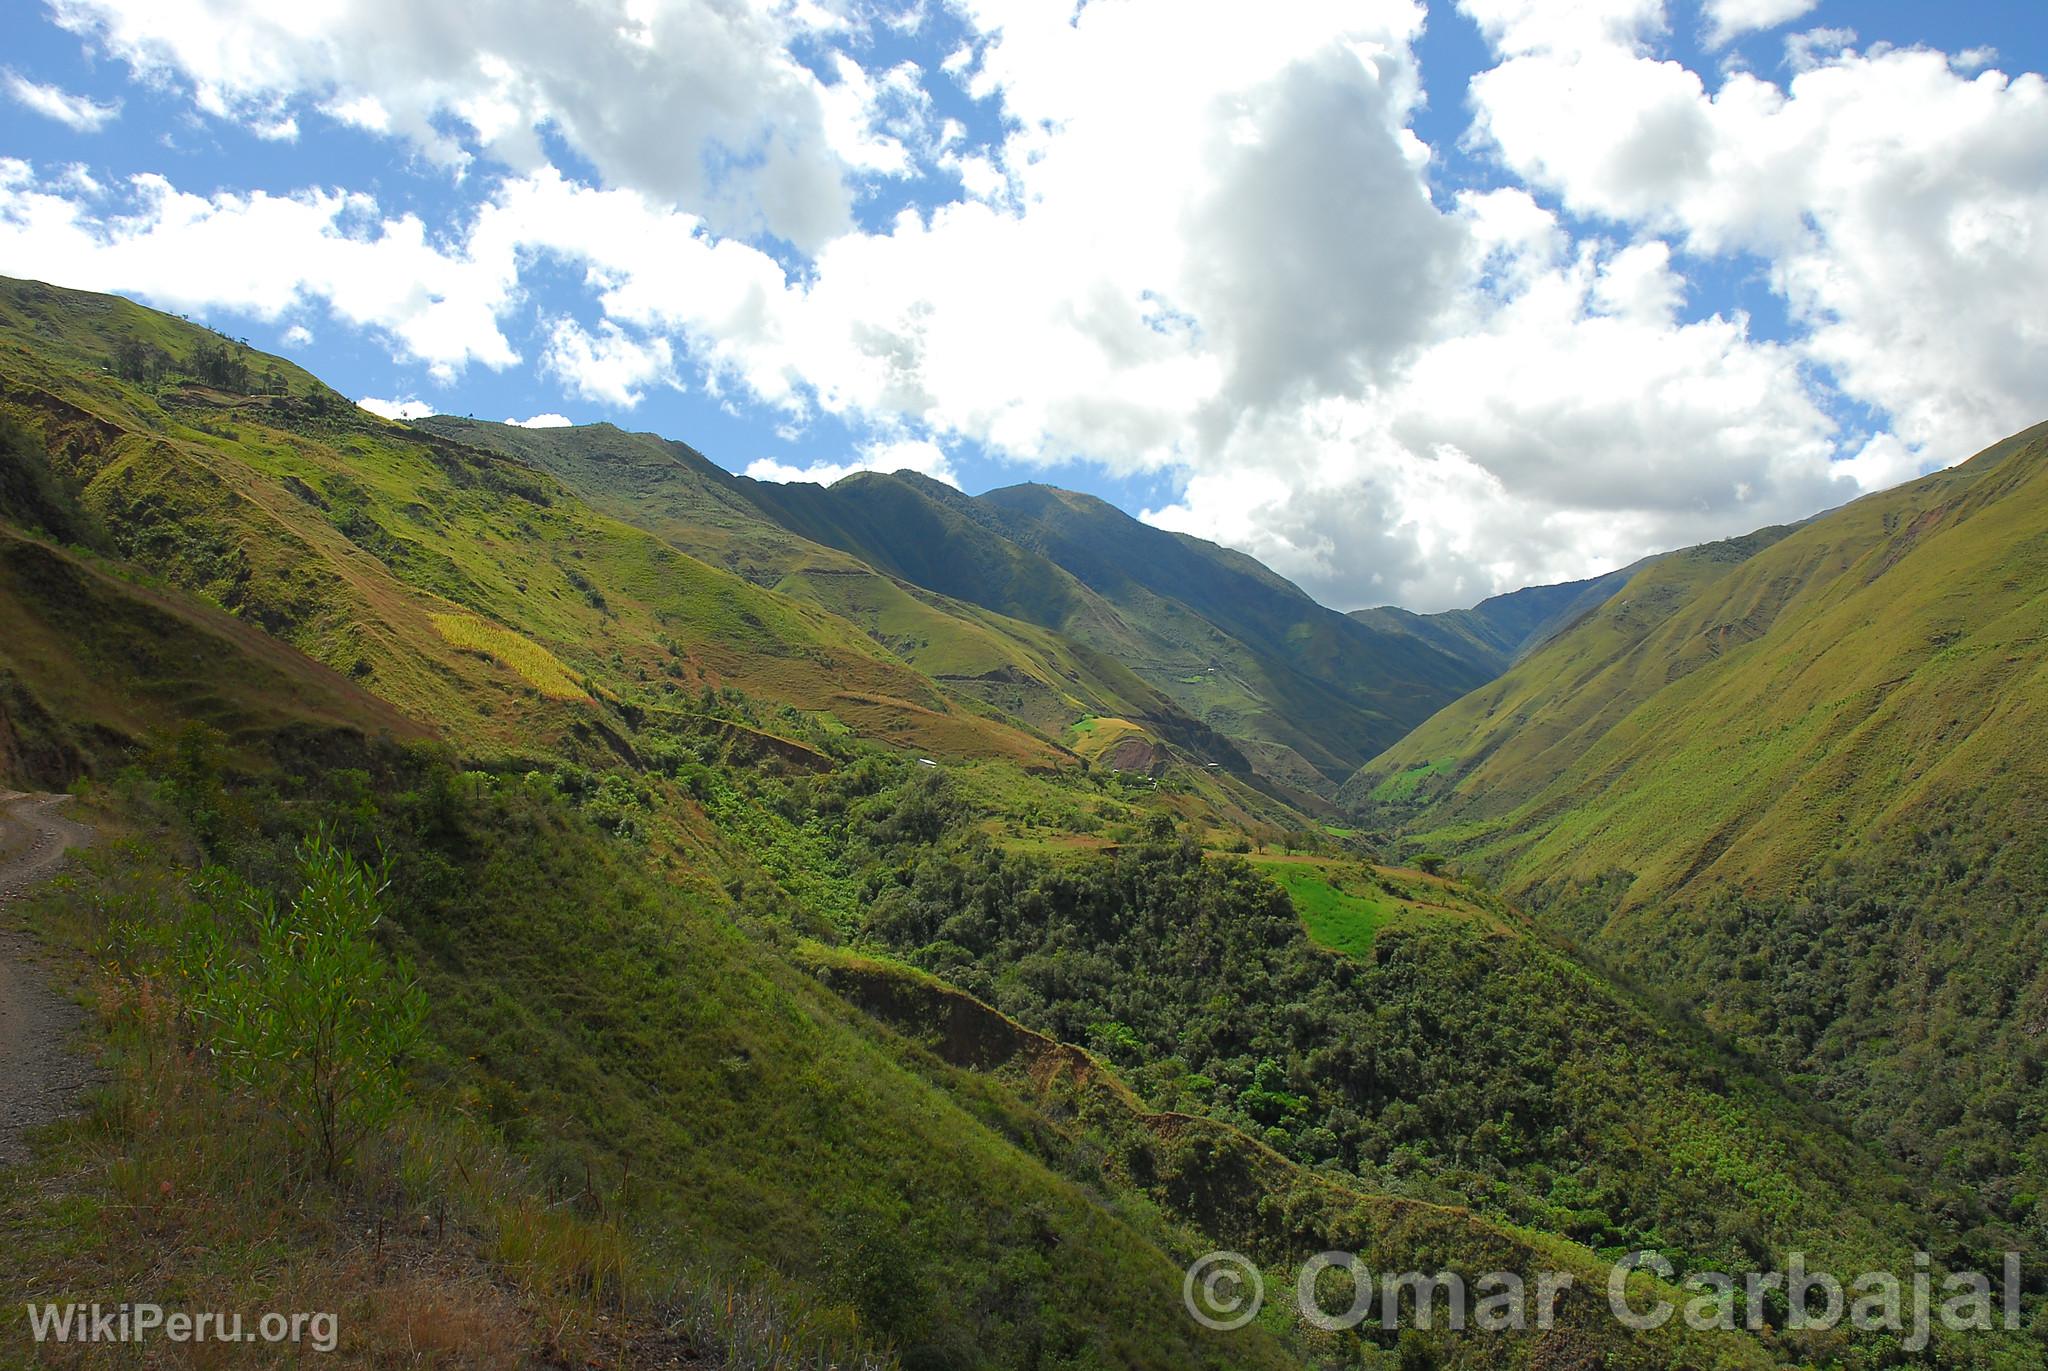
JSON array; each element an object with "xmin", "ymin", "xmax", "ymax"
[{"xmin": 1, "ymin": 1, "xmax": 2043, "ymax": 612}]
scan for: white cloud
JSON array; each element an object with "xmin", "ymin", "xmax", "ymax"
[
  {"xmin": 1702, "ymin": 0, "xmax": 1819, "ymax": 49},
  {"xmin": 815, "ymin": 54, "xmax": 932, "ymax": 176},
  {"xmin": 4, "ymin": 71, "xmax": 120, "ymax": 131},
  {"xmin": 1145, "ymin": 191, "xmax": 1850, "ymax": 609},
  {"xmin": 250, "ymin": 112, "xmax": 299, "ymax": 142},
  {"xmin": 9, "ymin": 2, "xmax": 2044, "ymax": 611},
  {"xmin": 47, "ymin": 0, "xmax": 869, "ymax": 249},
  {"xmin": 357, "ymin": 396, "xmax": 434, "ymax": 420},
  {"xmin": 281, "ymin": 323, "xmax": 312, "ymax": 346},
  {"xmin": 746, "ymin": 437, "xmax": 958, "ymax": 488},
  {"xmin": 1464, "ymin": 11, "xmax": 2048, "ymax": 466},
  {"xmin": 1456, "ymin": 0, "xmax": 1666, "ymax": 59},
  {"xmin": 0, "ymin": 166, "xmax": 519, "ymax": 381},
  {"xmin": 507, "ymin": 412, "xmax": 573, "ymax": 428},
  {"xmin": 540, "ymin": 317, "xmax": 676, "ymax": 409},
  {"xmin": 1784, "ymin": 26, "xmax": 1857, "ymax": 74},
  {"xmin": 52, "ymin": 163, "xmax": 102, "ymax": 196}
]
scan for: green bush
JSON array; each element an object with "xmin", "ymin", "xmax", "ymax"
[
  {"xmin": 0, "ymin": 410, "xmax": 102, "ymax": 546},
  {"xmin": 176, "ymin": 833, "xmax": 428, "ymax": 1179}
]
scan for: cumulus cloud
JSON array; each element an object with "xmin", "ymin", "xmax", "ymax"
[
  {"xmin": 357, "ymin": 396, "xmax": 434, "ymax": 420},
  {"xmin": 746, "ymin": 437, "xmax": 958, "ymax": 488},
  {"xmin": 541, "ymin": 318, "xmax": 677, "ymax": 409},
  {"xmin": 1464, "ymin": 8, "xmax": 2048, "ymax": 465},
  {"xmin": 507, "ymin": 412, "xmax": 574, "ymax": 428},
  {"xmin": 47, "ymin": 0, "xmax": 874, "ymax": 249},
  {"xmin": 0, "ymin": 165, "xmax": 518, "ymax": 380},
  {"xmin": 1147, "ymin": 190, "xmax": 1850, "ymax": 608},
  {"xmin": 4, "ymin": 70, "xmax": 120, "ymax": 130},
  {"xmin": 7, "ymin": 1, "xmax": 2044, "ymax": 610},
  {"xmin": 1701, "ymin": 0, "xmax": 1819, "ymax": 49}
]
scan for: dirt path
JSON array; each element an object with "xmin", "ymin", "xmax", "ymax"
[{"xmin": 0, "ymin": 790, "xmax": 95, "ymax": 1167}]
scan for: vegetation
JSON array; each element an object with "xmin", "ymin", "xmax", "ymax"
[
  {"xmin": 428, "ymin": 417, "xmax": 1500, "ymax": 794},
  {"xmin": 156, "ymin": 834, "xmax": 429, "ymax": 1179},
  {"xmin": 857, "ymin": 828, "xmax": 1946, "ymax": 1284},
  {"xmin": 3, "ymin": 277, "xmax": 2046, "ymax": 1368},
  {"xmin": 1347, "ymin": 424, "xmax": 2048, "ymax": 1223},
  {"xmin": 0, "ymin": 411, "xmax": 102, "ymax": 548},
  {"xmin": 430, "ymin": 611, "xmax": 589, "ymax": 699}
]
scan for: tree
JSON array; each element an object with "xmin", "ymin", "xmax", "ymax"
[
  {"xmin": 0, "ymin": 412, "xmax": 100, "ymax": 546},
  {"xmin": 179, "ymin": 834, "xmax": 428, "ymax": 1180},
  {"xmin": 188, "ymin": 338, "xmax": 250, "ymax": 391},
  {"xmin": 112, "ymin": 336, "xmax": 170, "ymax": 384}
]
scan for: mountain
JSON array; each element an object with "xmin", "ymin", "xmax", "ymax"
[
  {"xmin": 1347, "ymin": 420, "xmax": 2048, "ymax": 1204},
  {"xmin": 0, "ymin": 520, "xmax": 426, "ymax": 786},
  {"xmin": 414, "ymin": 417, "xmax": 1250, "ymax": 774},
  {"xmin": 969, "ymin": 483, "xmax": 1499, "ymax": 788},
  {"xmin": 4, "ymin": 275, "xmax": 2039, "ymax": 1368},
  {"xmin": 421, "ymin": 419, "xmax": 1502, "ymax": 798},
  {"xmin": 0, "ymin": 277, "xmax": 1088, "ymax": 772},
  {"xmin": 1349, "ymin": 564, "xmax": 1638, "ymax": 677}
]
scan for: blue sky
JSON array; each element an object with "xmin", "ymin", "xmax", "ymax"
[{"xmin": 3, "ymin": 0, "xmax": 2044, "ymax": 609}]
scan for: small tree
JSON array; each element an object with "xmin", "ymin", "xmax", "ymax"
[
  {"xmin": 180, "ymin": 835, "xmax": 428, "ymax": 1180},
  {"xmin": 188, "ymin": 338, "xmax": 250, "ymax": 391}
]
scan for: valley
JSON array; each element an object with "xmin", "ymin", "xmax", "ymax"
[{"xmin": 0, "ymin": 275, "xmax": 2043, "ymax": 1369}]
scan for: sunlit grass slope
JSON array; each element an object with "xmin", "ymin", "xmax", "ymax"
[
  {"xmin": 0, "ymin": 275, "xmax": 1057, "ymax": 766},
  {"xmin": 1347, "ymin": 421, "xmax": 2048, "ymax": 1209},
  {"xmin": 1347, "ymin": 423, "xmax": 2048, "ymax": 905},
  {"xmin": 418, "ymin": 416, "xmax": 1244, "ymax": 761}
]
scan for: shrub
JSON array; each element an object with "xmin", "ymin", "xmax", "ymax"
[{"xmin": 177, "ymin": 834, "xmax": 429, "ymax": 1179}]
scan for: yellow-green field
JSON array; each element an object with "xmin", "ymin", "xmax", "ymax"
[{"xmin": 430, "ymin": 613, "xmax": 587, "ymax": 699}]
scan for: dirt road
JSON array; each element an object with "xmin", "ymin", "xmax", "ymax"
[{"xmin": 0, "ymin": 791, "xmax": 95, "ymax": 1167}]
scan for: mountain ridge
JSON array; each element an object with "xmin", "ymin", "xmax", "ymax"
[
  {"xmin": 425, "ymin": 418, "xmax": 1544, "ymax": 795},
  {"xmin": 1346, "ymin": 417, "xmax": 2048, "ymax": 1209}
]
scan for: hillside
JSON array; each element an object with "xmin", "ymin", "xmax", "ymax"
[
  {"xmin": 4, "ymin": 277, "xmax": 2043, "ymax": 1368},
  {"xmin": 0, "ymin": 277, "xmax": 1078, "ymax": 770},
  {"xmin": 0, "ymin": 523, "xmax": 428, "ymax": 785},
  {"xmin": 969, "ymin": 483, "xmax": 1496, "ymax": 786},
  {"xmin": 420, "ymin": 413, "xmax": 1499, "ymax": 794},
  {"xmin": 417, "ymin": 417, "xmax": 1249, "ymax": 773},
  {"xmin": 1348, "ymin": 420, "xmax": 2048, "ymax": 1206},
  {"xmin": 1350, "ymin": 564, "xmax": 1638, "ymax": 676}
]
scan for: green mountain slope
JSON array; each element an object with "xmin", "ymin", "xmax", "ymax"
[
  {"xmin": 969, "ymin": 484, "xmax": 1498, "ymax": 786},
  {"xmin": 423, "ymin": 413, "xmax": 1498, "ymax": 794},
  {"xmin": 1347, "ymin": 421, "xmax": 2048, "ymax": 1206},
  {"xmin": 0, "ymin": 349, "xmax": 1804, "ymax": 1367},
  {"xmin": 9, "ymin": 276, "xmax": 2043, "ymax": 1367},
  {"xmin": 414, "ymin": 417, "xmax": 1245, "ymax": 767},
  {"xmin": 0, "ymin": 276, "xmax": 1068, "ymax": 769},
  {"xmin": 1350, "ymin": 564, "xmax": 1638, "ymax": 677},
  {"xmin": 0, "ymin": 524, "xmax": 428, "ymax": 786}
]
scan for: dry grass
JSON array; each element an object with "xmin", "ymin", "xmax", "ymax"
[
  {"xmin": 429, "ymin": 615, "xmax": 587, "ymax": 702},
  {"xmin": 0, "ymin": 851, "xmax": 665, "ymax": 1369}
]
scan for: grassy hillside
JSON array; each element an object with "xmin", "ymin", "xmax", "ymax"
[
  {"xmin": 0, "ymin": 283, "xmax": 1308, "ymax": 1368},
  {"xmin": 1347, "ymin": 421, "xmax": 2048, "ymax": 1211},
  {"xmin": 417, "ymin": 417, "xmax": 1245, "ymax": 766},
  {"xmin": 0, "ymin": 526, "xmax": 428, "ymax": 787},
  {"xmin": 412, "ymin": 420, "xmax": 1504, "ymax": 796},
  {"xmin": 6, "ymin": 276, "xmax": 2043, "ymax": 1367},
  {"xmin": 1350, "ymin": 564, "xmax": 1638, "ymax": 677},
  {"xmin": 1345, "ymin": 427, "xmax": 2046, "ymax": 901},
  {"xmin": 0, "ymin": 276, "xmax": 1064, "ymax": 769},
  {"xmin": 971, "ymin": 484, "xmax": 1497, "ymax": 785},
  {"xmin": 0, "ymin": 570, "xmax": 1804, "ymax": 1368}
]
